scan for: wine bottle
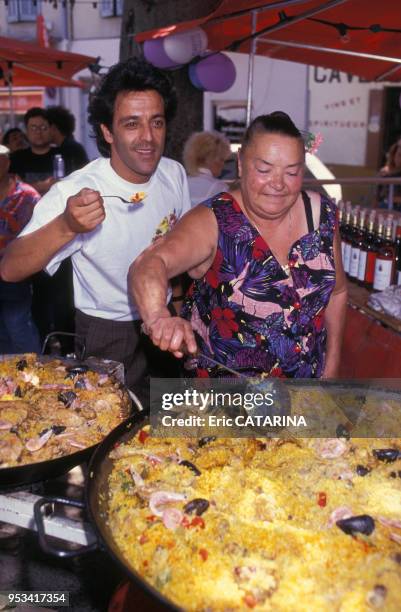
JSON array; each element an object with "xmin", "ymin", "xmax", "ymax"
[
  {"xmin": 357, "ymin": 211, "xmax": 375, "ymax": 287},
  {"xmin": 349, "ymin": 209, "xmax": 366, "ymax": 280},
  {"xmin": 343, "ymin": 205, "xmax": 358, "ymax": 276},
  {"xmin": 373, "ymin": 218, "xmax": 395, "ymax": 291}
]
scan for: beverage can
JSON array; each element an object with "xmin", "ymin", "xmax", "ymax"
[{"xmin": 53, "ymin": 154, "xmax": 65, "ymax": 179}]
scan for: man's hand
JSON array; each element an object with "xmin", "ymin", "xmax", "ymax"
[
  {"xmin": 63, "ymin": 188, "xmax": 106, "ymax": 234},
  {"xmin": 145, "ymin": 311, "xmax": 197, "ymax": 358}
]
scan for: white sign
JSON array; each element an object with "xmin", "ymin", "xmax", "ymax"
[{"xmin": 308, "ymin": 67, "xmax": 384, "ymax": 166}]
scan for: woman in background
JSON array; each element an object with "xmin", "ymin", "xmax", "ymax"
[
  {"xmin": 183, "ymin": 131, "xmax": 231, "ymax": 206},
  {"xmin": 378, "ymin": 138, "xmax": 401, "ymax": 210}
]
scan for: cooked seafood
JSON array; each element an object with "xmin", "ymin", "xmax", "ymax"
[
  {"xmin": 107, "ymin": 429, "xmax": 401, "ymax": 611},
  {"xmin": 0, "ymin": 354, "xmax": 129, "ymax": 469}
]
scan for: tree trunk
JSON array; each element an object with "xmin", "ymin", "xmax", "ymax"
[{"xmin": 119, "ymin": 0, "xmax": 221, "ymax": 162}]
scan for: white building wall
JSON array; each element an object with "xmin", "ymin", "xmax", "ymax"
[{"xmin": 203, "ymin": 52, "xmax": 309, "ymax": 134}]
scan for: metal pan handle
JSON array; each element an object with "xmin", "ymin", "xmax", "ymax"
[
  {"xmin": 41, "ymin": 332, "xmax": 86, "ymax": 360},
  {"xmin": 34, "ymin": 495, "xmax": 98, "ymax": 558}
]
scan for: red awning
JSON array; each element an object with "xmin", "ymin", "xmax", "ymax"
[
  {"xmin": 0, "ymin": 36, "xmax": 96, "ymax": 88},
  {"xmin": 136, "ymin": 0, "xmax": 401, "ymax": 82}
]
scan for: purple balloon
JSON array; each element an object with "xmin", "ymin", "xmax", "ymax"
[
  {"xmin": 143, "ymin": 39, "xmax": 180, "ymax": 69},
  {"xmin": 192, "ymin": 53, "xmax": 236, "ymax": 93},
  {"xmin": 188, "ymin": 62, "xmax": 204, "ymax": 90}
]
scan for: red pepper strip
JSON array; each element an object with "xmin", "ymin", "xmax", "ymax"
[
  {"xmin": 139, "ymin": 534, "xmax": 148, "ymax": 545},
  {"xmin": 191, "ymin": 516, "xmax": 205, "ymax": 529},
  {"xmin": 318, "ymin": 492, "xmax": 327, "ymax": 507},
  {"xmin": 138, "ymin": 429, "xmax": 149, "ymax": 444},
  {"xmin": 243, "ymin": 593, "xmax": 257, "ymax": 608},
  {"xmin": 181, "ymin": 516, "xmax": 191, "ymax": 528},
  {"xmin": 145, "ymin": 515, "xmax": 158, "ymax": 522},
  {"xmin": 199, "ymin": 548, "xmax": 208, "ymax": 561}
]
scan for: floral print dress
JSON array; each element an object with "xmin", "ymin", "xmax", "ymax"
[{"xmin": 181, "ymin": 191, "xmax": 337, "ymax": 378}]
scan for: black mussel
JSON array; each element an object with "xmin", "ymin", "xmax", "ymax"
[
  {"xmin": 367, "ymin": 585, "xmax": 387, "ymax": 607},
  {"xmin": 390, "ymin": 471, "xmax": 397, "ymax": 478},
  {"xmin": 14, "ymin": 385, "xmax": 23, "ymax": 398},
  {"xmin": 184, "ymin": 498, "xmax": 210, "ymax": 516},
  {"xmin": 10, "ymin": 426, "xmax": 18, "ymax": 434},
  {"xmin": 356, "ymin": 465, "xmax": 371, "ymax": 477},
  {"xmin": 52, "ymin": 425, "xmax": 66, "ymax": 435},
  {"xmin": 65, "ymin": 364, "xmax": 89, "ymax": 378},
  {"xmin": 58, "ymin": 390, "xmax": 77, "ymax": 407},
  {"xmin": 16, "ymin": 359, "xmax": 27, "ymax": 371},
  {"xmin": 179, "ymin": 460, "xmax": 201, "ymax": 476},
  {"xmin": 394, "ymin": 553, "xmax": 401, "ymax": 565},
  {"xmin": 39, "ymin": 427, "xmax": 50, "ymax": 437},
  {"xmin": 336, "ymin": 424, "xmax": 350, "ymax": 440},
  {"xmin": 74, "ymin": 378, "xmax": 87, "ymax": 390},
  {"xmin": 373, "ymin": 448, "xmax": 400, "ymax": 463},
  {"xmin": 336, "ymin": 514, "xmax": 375, "ymax": 536},
  {"xmin": 198, "ymin": 436, "xmax": 216, "ymax": 447}
]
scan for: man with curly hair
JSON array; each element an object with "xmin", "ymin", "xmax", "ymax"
[{"xmin": 0, "ymin": 58, "xmax": 191, "ymax": 392}]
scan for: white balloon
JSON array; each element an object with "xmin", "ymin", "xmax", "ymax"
[{"xmin": 163, "ymin": 27, "xmax": 208, "ymax": 65}]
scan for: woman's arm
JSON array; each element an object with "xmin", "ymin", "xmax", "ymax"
[
  {"xmin": 322, "ymin": 226, "xmax": 348, "ymax": 378},
  {"xmin": 128, "ymin": 205, "xmax": 217, "ymax": 357}
]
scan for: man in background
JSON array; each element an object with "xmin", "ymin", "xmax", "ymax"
[
  {"xmin": 0, "ymin": 144, "xmax": 40, "ymax": 353},
  {"xmin": 9, "ymin": 108, "xmax": 57, "ymax": 196},
  {"xmin": 2, "ymin": 128, "xmax": 28, "ymax": 154},
  {"xmin": 47, "ymin": 106, "xmax": 89, "ymax": 176}
]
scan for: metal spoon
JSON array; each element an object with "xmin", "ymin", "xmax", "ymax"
[
  {"xmin": 101, "ymin": 195, "xmax": 143, "ymax": 204},
  {"xmin": 196, "ymin": 352, "xmax": 248, "ymax": 379}
]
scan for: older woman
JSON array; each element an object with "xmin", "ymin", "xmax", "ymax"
[
  {"xmin": 183, "ymin": 131, "xmax": 231, "ymax": 206},
  {"xmin": 129, "ymin": 112, "xmax": 347, "ymax": 379}
]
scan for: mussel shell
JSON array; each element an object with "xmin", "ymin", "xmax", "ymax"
[
  {"xmin": 373, "ymin": 448, "xmax": 400, "ymax": 463},
  {"xmin": 336, "ymin": 514, "xmax": 375, "ymax": 536},
  {"xmin": 66, "ymin": 364, "xmax": 89, "ymax": 376},
  {"xmin": 184, "ymin": 498, "xmax": 209, "ymax": 516},
  {"xmin": 16, "ymin": 359, "xmax": 27, "ymax": 371},
  {"xmin": 74, "ymin": 378, "xmax": 87, "ymax": 390},
  {"xmin": 58, "ymin": 390, "xmax": 77, "ymax": 407}
]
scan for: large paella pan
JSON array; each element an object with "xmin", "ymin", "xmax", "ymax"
[
  {"xmin": 0, "ymin": 353, "xmax": 131, "ymax": 488},
  {"xmin": 75, "ymin": 380, "xmax": 401, "ymax": 611}
]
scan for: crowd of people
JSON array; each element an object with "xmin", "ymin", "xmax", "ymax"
[
  {"xmin": 0, "ymin": 105, "xmax": 89, "ymax": 356},
  {"xmin": 0, "ymin": 56, "xmax": 348, "ymax": 394}
]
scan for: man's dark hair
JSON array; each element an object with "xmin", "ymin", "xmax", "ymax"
[
  {"xmin": 88, "ymin": 57, "xmax": 177, "ymax": 157},
  {"xmin": 24, "ymin": 107, "xmax": 48, "ymax": 126},
  {"xmin": 241, "ymin": 111, "xmax": 303, "ymax": 151},
  {"xmin": 2, "ymin": 127, "xmax": 24, "ymax": 146},
  {"xmin": 46, "ymin": 106, "xmax": 75, "ymax": 137}
]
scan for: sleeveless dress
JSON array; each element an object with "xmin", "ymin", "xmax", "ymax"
[{"xmin": 181, "ymin": 191, "xmax": 337, "ymax": 378}]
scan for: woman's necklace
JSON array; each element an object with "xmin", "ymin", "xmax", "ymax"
[{"xmin": 253, "ymin": 208, "xmax": 293, "ymax": 275}]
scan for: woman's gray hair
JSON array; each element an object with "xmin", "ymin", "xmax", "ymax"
[{"xmin": 183, "ymin": 131, "xmax": 231, "ymax": 176}]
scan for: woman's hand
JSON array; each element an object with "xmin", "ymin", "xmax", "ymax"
[{"xmin": 145, "ymin": 312, "xmax": 198, "ymax": 358}]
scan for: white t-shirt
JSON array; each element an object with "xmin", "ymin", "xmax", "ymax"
[
  {"xmin": 188, "ymin": 168, "xmax": 228, "ymax": 207},
  {"xmin": 19, "ymin": 157, "xmax": 191, "ymax": 321}
]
